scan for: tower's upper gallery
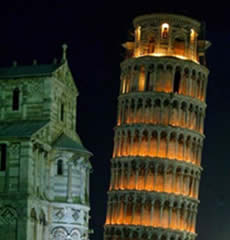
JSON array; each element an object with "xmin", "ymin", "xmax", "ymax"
[{"xmin": 122, "ymin": 13, "xmax": 211, "ymax": 65}]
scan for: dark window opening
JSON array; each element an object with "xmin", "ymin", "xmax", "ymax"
[
  {"xmin": 61, "ymin": 104, "xmax": 64, "ymax": 121},
  {"xmin": 146, "ymin": 72, "xmax": 151, "ymax": 91},
  {"xmin": 148, "ymin": 37, "xmax": 155, "ymax": 53},
  {"xmin": 12, "ymin": 88, "xmax": 20, "ymax": 111},
  {"xmin": 57, "ymin": 160, "xmax": 63, "ymax": 175},
  {"xmin": 0, "ymin": 144, "xmax": 7, "ymax": 171},
  {"xmin": 173, "ymin": 71, "xmax": 181, "ymax": 93},
  {"xmin": 162, "ymin": 28, "xmax": 168, "ymax": 39}
]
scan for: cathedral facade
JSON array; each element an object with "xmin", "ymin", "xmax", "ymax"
[{"xmin": 0, "ymin": 45, "xmax": 92, "ymax": 240}]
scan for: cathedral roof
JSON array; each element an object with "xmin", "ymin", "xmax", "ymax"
[
  {"xmin": 0, "ymin": 63, "xmax": 62, "ymax": 79},
  {"xmin": 0, "ymin": 120, "xmax": 48, "ymax": 138},
  {"xmin": 53, "ymin": 134, "xmax": 92, "ymax": 155}
]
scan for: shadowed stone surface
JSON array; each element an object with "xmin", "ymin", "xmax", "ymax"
[{"xmin": 0, "ymin": 46, "xmax": 92, "ymax": 240}]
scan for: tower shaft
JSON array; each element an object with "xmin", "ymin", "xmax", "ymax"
[{"xmin": 104, "ymin": 13, "xmax": 210, "ymax": 240}]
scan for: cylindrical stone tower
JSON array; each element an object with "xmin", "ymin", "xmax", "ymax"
[{"xmin": 104, "ymin": 14, "xmax": 211, "ymax": 240}]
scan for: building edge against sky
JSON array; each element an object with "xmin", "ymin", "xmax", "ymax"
[
  {"xmin": 0, "ymin": 45, "xmax": 92, "ymax": 240},
  {"xmin": 104, "ymin": 13, "xmax": 210, "ymax": 240}
]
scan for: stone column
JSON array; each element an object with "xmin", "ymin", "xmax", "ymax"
[
  {"xmin": 159, "ymin": 201, "xmax": 164, "ymax": 226},
  {"xmin": 106, "ymin": 200, "xmax": 111, "ymax": 224},
  {"xmin": 152, "ymin": 69, "xmax": 157, "ymax": 91},
  {"xmin": 67, "ymin": 161, "xmax": 73, "ymax": 202},
  {"xmin": 144, "ymin": 163, "xmax": 148, "ymax": 189},
  {"xmin": 176, "ymin": 206, "xmax": 181, "ymax": 229},
  {"xmin": 20, "ymin": 141, "xmax": 33, "ymax": 193},
  {"xmin": 183, "ymin": 137, "xmax": 186, "ymax": 160},
  {"xmin": 127, "ymin": 99, "xmax": 131, "ymax": 124},
  {"xmin": 183, "ymin": 205, "xmax": 188, "ymax": 230},
  {"xmin": 150, "ymin": 200, "xmax": 155, "ymax": 226},
  {"xmin": 179, "ymin": 169, "xmax": 184, "ymax": 194},
  {"xmin": 117, "ymin": 195, "xmax": 122, "ymax": 223},
  {"xmin": 163, "ymin": 165, "xmax": 167, "ymax": 192},
  {"xmin": 120, "ymin": 162, "xmax": 125, "ymax": 189},
  {"xmin": 156, "ymin": 131, "xmax": 160, "ymax": 157},
  {"xmin": 203, "ymin": 76, "xmax": 208, "ymax": 101},
  {"xmin": 127, "ymin": 161, "xmax": 131, "ymax": 187},
  {"xmin": 198, "ymin": 144, "xmax": 202, "ymax": 166},
  {"xmin": 147, "ymin": 131, "xmax": 151, "ymax": 155},
  {"xmin": 123, "ymin": 131, "xmax": 128, "ymax": 156},
  {"xmin": 131, "ymin": 196, "xmax": 137, "ymax": 224},
  {"xmin": 117, "ymin": 99, "xmax": 122, "ymax": 125},
  {"xmin": 113, "ymin": 132, "xmax": 118, "ymax": 157},
  {"xmin": 134, "ymin": 99, "xmax": 138, "ymax": 123},
  {"xmin": 166, "ymin": 135, "xmax": 170, "ymax": 158},
  {"xmin": 169, "ymin": 202, "xmax": 173, "ymax": 228},
  {"xmin": 186, "ymin": 173, "xmax": 191, "ymax": 196},
  {"xmin": 137, "ymin": 131, "xmax": 143, "ymax": 156},
  {"xmin": 33, "ymin": 147, "xmax": 39, "ymax": 193},
  {"xmin": 192, "ymin": 210, "xmax": 197, "ymax": 233},
  {"xmin": 194, "ymin": 177, "xmax": 199, "ymax": 199},
  {"xmin": 118, "ymin": 132, "xmax": 122, "ymax": 157},
  {"xmin": 140, "ymin": 196, "xmax": 146, "ymax": 225},
  {"xmin": 196, "ymin": 174, "xmax": 201, "ymax": 198},
  {"xmin": 190, "ymin": 173, "xmax": 195, "ymax": 198},
  {"xmin": 172, "ymin": 167, "xmax": 177, "ymax": 193},
  {"xmin": 135, "ymin": 69, "xmax": 140, "ymax": 91},
  {"xmin": 194, "ymin": 75, "xmax": 198, "ymax": 98},
  {"xmin": 108, "ymin": 199, "xmax": 113, "ymax": 224},
  {"xmin": 135, "ymin": 163, "xmax": 140, "ymax": 190},
  {"xmin": 189, "ymin": 72, "xmax": 193, "ymax": 96},
  {"xmin": 40, "ymin": 150, "xmax": 46, "ymax": 198},
  {"xmin": 130, "ymin": 130, "xmax": 135, "ymax": 155},
  {"xmin": 110, "ymin": 162, "xmax": 115, "ymax": 190},
  {"xmin": 175, "ymin": 134, "xmax": 179, "ymax": 160},
  {"xmin": 153, "ymin": 164, "xmax": 158, "ymax": 191}
]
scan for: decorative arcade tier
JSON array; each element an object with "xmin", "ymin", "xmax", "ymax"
[{"xmin": 104, "ymin": 14, "xmax": 210, "ymax": 240}]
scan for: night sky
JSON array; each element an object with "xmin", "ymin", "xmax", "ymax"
[{"xmin": 0, "ymin": 1, "xmax": 229, "ymax": 240}]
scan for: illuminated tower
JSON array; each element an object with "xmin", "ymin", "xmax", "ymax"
[{"xmin": 104, "ymin": 14, "xmax": 211, "ymax": 240}]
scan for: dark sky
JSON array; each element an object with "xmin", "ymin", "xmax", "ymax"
[{"xmin": 1, "ymin": 1, "xmax": 230, "ymax": 240}]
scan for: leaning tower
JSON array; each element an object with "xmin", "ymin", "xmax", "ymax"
[{"xmin": 104, "ymin": 14, "xmax": 211, "ymax": 240}]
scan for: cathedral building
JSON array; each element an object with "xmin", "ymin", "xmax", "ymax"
[
  {"xmin": 0, "ymin": 45, "xmax": 92, "ymax": 240},
  {"xmin": 104, "ymin": 14, "xmax": 210, "ymax": 240}
]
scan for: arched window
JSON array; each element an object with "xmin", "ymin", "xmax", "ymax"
[
  {"xmin": 31, "ymin": 208, "xmax": 37, "ymax": 240},
  {"xmin": 60, "ymin": 103, "xmax": 64, "ymax": 121},
  {"xmin": 135, "ymin": 26, "xmax": 141, "ymax": 42},
  {"xmin": 148, "ymin": 35, "xmax": 155, "ymax": 54},
  {"xmin": 12, "ymin": 88, "xmax": 20, "ymax": 111},
  {"xmin": 145, "ymin": 71, "xmax": 151, "ymax": 91},
  {"xmin": 190, "ymin": 29, "xmax": 196, "ymax": 43},
  {"xmin": 0, "ymin": 144, "xmax": 7, "ymax": 171},
  {"xmin": 39, "ymin": 211, "xmax": 46, "ymax": 240},
  {"xmin": 138, "ymin": 66, "xmax": 145, "ymax": 91},
  {"xmin": 173, "ymin": 70, "xmax": 181, "ymax": 93},
  {"xmin": 57, "ymin": 160, "xmax": 63, "ymax": 175},
  {"xmin": 161, "ymin": 23, "xmax": 169, "ymax": 39}
]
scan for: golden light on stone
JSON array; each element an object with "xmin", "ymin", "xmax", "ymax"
[
  {"xmin": 190, "ymin": 29, "xmax": 196, "ymax": 42},
  {"xmin": 104, "ymin": 13, "xmax": 210, "ymax": 240},
  {"xmin": 161, "ymin": 23, "xmax": 170, "ymax": 38},
  {"xmin": 135, "ymin": 26, "xmax": 141, "ymax": 42},
  {"xmin": 136, "ymin": 53, "xmax": 200, "ymax": 64}
]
